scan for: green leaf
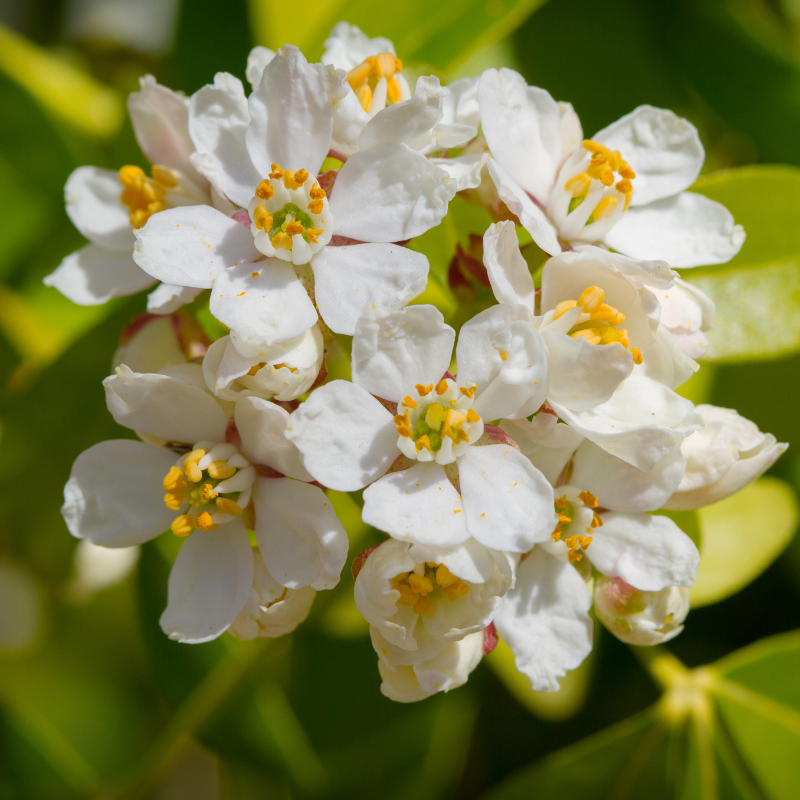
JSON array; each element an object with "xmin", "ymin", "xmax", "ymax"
[
  {"xmin": 684, "ymin": 166, "xmax": 800, "ymax": 362},
  {"xmin": 690, "ymin": 477, "xmax": 798, "ymax": 608}
]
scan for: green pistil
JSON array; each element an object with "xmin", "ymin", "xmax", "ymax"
[{"xmin": 270, "ymin": 203, "xmax": 315, "ymax": 242}]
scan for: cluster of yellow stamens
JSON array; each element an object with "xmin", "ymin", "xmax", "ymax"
[
  {"xmin": 391, "ymin": 563, "xmax": 470, "ymax": 616},
  {"xmin": 564, "ymin": 140, "xmax": 636, "ymax": 220},
  {"xmin": 163, "ymin": 449, "xmax": 244, "ymax": 537},
  {"xmin": 346, "ymin": 52, "xmax": 404, "ymax": 112},
  {"xmin": 552, "ymin": 285, "xmax": 642, "ymax": 364},
  {"xmin": 118, "ymin": 164, "xmax": 178, "ymax": 228},
  {"xmin": 552, "ymin": 491, "xmax": 602, "ymax": 563}
]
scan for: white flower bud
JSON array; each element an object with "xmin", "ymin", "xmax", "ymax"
[
  {"xmin": 594, "ymin": 576, "xmax": 689, "ymax": 645},
  {"xmin": 113, "ymin": 313, "xmax": 208, "ymax": 374},
  {"xmin": 665, "ymin": 405, "xmax": 787, "ymax": 510}
]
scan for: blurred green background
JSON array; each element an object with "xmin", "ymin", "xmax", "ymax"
[{"xmin": 3, "ymin": 0, "xmax": 800, "ymax": 797}]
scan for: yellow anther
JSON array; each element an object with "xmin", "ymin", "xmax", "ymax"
[
  {"xmin": 558, "ymin": 514, "xmax": 572, "ymax": 526},
  {"xmin": 282, "ymin": 169, "xmax": 308, "ymax": 190},
  {"xmin": 201, "ymin": 484, "xmax": 219, "ymax": 500},
  {"xmin": 294, "ymin": 168, "xmax": 309, "ymax": 185},
  {"xmin": 255, "ymin": 180, "xmax": 274, "ymax": 200},
  {"xmin": 459, "ymin": 385, "xmax": 477, "ymax": 398},
  {"xmin": 306, "ymin": 228, "xmax": 324, "ymax": 244},
  {"xmin": 309, "ymin": 183, "xmax": 326, "ymax": 200},
  {"xmin": 308, "ymin": 199, "xmax": 324, "ymax": 214},
  {"xmin": 582, "ymin": 139, "xmax": 610, "ymax": 157},
  {"xmin": 571, "ymin": 328, "xmax": 602, "ymax": 345},
  {"xmin": 195, "ymin": 511, "xmax": 218, "ymax": 531},
  {"xmin": 171, "ymin": 514, "xmax": 195, "ymax": 537},
  {"xmin": 118, "ymin": 165, "xmax": 146, "ymax": 187},
  {"xmin": 444, "ymin": 581, "xmax": 469, "ymax": 601},
  {"xmin": 416, "ymin": 435, "xmax": 433, "ymax": 452},
  {"xmin": 587, "ymin": 155, "xmax": 608, "ymax": 179},
  {"xmin": 436, "ymin": 564, "xmax": 458, "ymax": 588},
  {"xmin": 370, "ymin": 55, "xmax": 385, "ymax": 80},
  {"xmin": 454, "ymin": 428, "xmax": 470, "ymax": 445},
  {"xmin": 394, "ymin": 57, "xmax": 403, "ymax": 71},
  {"xmin": 498, "ymin": 349, "xmax": 508, "ymax": 362},
  {"xmin": 579, "ymin": 536, "xmax": 593, "ymax": 549},
  {"xmin": 386, "ymin": 76, "xmax": 401, "ymax": 105},
  {"xmin": 413, "ymin": 595, "xmax": 437, "ymax": 616},
  {"xmin": 247, "ymin": 363, "xmax": 265, "ymax": 376},
  {"xmin": 617, "ymin": 328, "xmax": 630, "ymax": 349},
  {"xmin": 631, "ymin": 347, "xmax": 643, "ymax": 365},
  {"xmin": 355, "ymin": 84, "xmax": 372, "ymax": 112},
  {"xmin": 269, "ymin": 164, "xmax": 284, "ymax": 180},
  {"xmin": 442, "ymin": 409, "xmax": 467, "ymax": 439},
  {"xmin": 555, "ymin": 497, "xmax": 567, "ymax": 509},
  {"xmin": 607, "ymin": 151, "xmax": 621, "ymax": 171},
  {"xmin": 164, "ymin": 492, "xmax": 185, "ymax": 511},
  {"xmin": 594, "ymin": 196, "xmax": 620, "ymax": 220},
  {"xmin": 130, "ymin": 209, "xmax": 149, "ymax": 228},
  {"xmin": 396, "ymin": 584, "xmax": 418, "ymax": 606},
  {"xmin": 163, "ymin": 466, "xmax": 187, "ymax": 492},
  {"xmin": 253, "ymin": 206, "xmax": 273, "ymax": 231},
  {"xmin": 408, "ymin": 573, "xmax": 434, "ymax": 595},
  {"xmin": 467, "ymin": 408, "xmax": 481, "ymax": 424},
  {"xmin": 568, "ymin": 550, "xmax": 583, "ymax": 563},
  {"xmin": 578, "ymin": 490, "xmax": 598, "ymax": 508},
  {"xmin": 183, "ymin": 449, "xmax": 206, "ymax": 483},
  {"xmin": 435, "ymin": 379, "xmax": 449, "ymax": 395},
  {"xmin": 401, "ymin": 396, "xmax": 417, "ymax": 410},
  {"xmin": 591, "ymin": 511, "xmax": 603, "ymax": 528},
  {"xmin": 271, "ymin": 231, "xmax": 292, "ymax": 250},
  {"xmin": 425, "ymin": 403, "xmax": 447, "ymax": 428},
  {"xmin": 600, "ymin": 168, "xmax": 615, "ymax": 186},
  {"xmin": 616, "ymin": 178, "xmax": 632, "ymax": 195},
  {"xmin": 552, "ymin": 529, "xmax": 562, "ymax": 542},
  {"xmin": 346, "ymin": 60, "xmax": 372, "ymax": 90},
  {"xmin": 591, "ymin": 303, "xmax": 626, "ymax": 326},
  {"xmin": 284, "ymin": 220, "xmax": 305, "ymax": 237},
  {"xmin": 553, "ymin": 299, "xmax": 578, "ymax": 319},
  {"xmin": 564, "ymin": 534, "xmax": 579, "ymax": 549},
  {"xmin": 565, "ymin": 172, "xmax": 592, "ymax": 197},
  {"xmin": 151, "ymin": 164, "xmax": 178, "ymax": 188},
  {"xmin": 394, "ymin": 410, "xmax": 410, "ymax": 426},
  {"xmin": 416, "ymin": 384, "xmax": 433, "ymax": 396},
  {"xmin": 578, "ymin": 285, "xmax": 605, "ymax": 312},
  {"xmin": 216, "ymin": 498, "xmax": 244, "ymax": 516},
  {"xmin": 600, "ymin": 326, "xmax": 620, "ymax": 344},
  {"xmin": 207, "ymin": 460, "xmax": 236, "ymax": 480},
  {"xmin": 619, "ymin": 161, "xmax": 636, "ymax": 180}
]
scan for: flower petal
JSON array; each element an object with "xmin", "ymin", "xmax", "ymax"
[
  {"xmin": 133, "ymin": 205, "xmax": 259, "ymax": 288},
  {"xmin": 479, "ymin": 68, "xmax": 561, "ymax": 203},
  {"xmin": 146, "ymin": 282, "xmax": 204, "ymax": 315},
  {"xmin": 362, "ymin": 462, "xmax": 471, "ymax": 547},
  {"xmin": 603, "ymin": 192, "xmax": 746, "ymax": 268},
  {"xmin": 330, "ymin": 143, "xmax": 456, "ymax": 242},
  {"xmin": 104, "ymin": 364, "xmax": 228, "ymax": 444},
  {"xmin": 159, "ymin": 520, "xmax": 253, "ymax": 643},
  {"xmin": 285, "ymin": 380, "xmax": 397, "ymax": 491},
  {"xmin": 586, "ymin": 512, "xmax": 699, "ymax": 591},
  {"xmin": 494, "ymin": 548, "xmax": 593, "ymax": 692},
  {"xmin": 352, "ymin": 304, "xmax": 454, "ymax": 403},
  {"xmin": 594, "ymin": 105, "xmax": 704, "ymax": 206},
  {"xmin": 234, "ymin": 396, "xmax": 313, "ymax": 481},
  {"xmin": 459, "ymin": 444, "xmax": 556, "ymax": 552},
  {"xmin": 210, "ymin": 259, "xmax": 318, "ymax": 347},
  {"xmin": 313, "ymin": 62, "xmax": 370, "ymax": 158},
  {"xmin": 483, "ymin": 221, "xmax": 536, "ymax": 311},
  {"xmin": 429, "ymin": 153, "xmax": 487, "ymax": 191},
  {"xmin": 311, "ymin": 243, "xmax": 429, "ymax": 336},
  {"xmin": 188, "ymin": 72, "xmax": 262, "ymax": 208},
  {"xmin": 62, "ymin": 440, "xmax": 177, "ymax": 547},
  {"xmin": 253, "ymin": 478, "xmax": 347, "ymax": 590},
  {"xmin": 322, "ymin": 21, "xmax": 395, "ymax": 71},
  {"xmin": 501, "ymin": 414, "xmax": 584, "ymax": 484},
  {"xmin": 44, "ymin": 244, "xmax": 156, "ymax": 305},
  {"xmin": 246, "ymin": 45, "xmax": 332, "ymax": 178},
  {"xmin": 64, "ymin": 166, "xmax": 134, "ymax": 251},
  {"xmin": 246, "ymin": 46, "xmax": 276, "ymax": 91}
]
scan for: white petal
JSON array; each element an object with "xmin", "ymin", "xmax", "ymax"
[
  {"xmin": 494, "ymin": 548, "xmax": 593, "ymax": 692},
  {"xmin": 428, "ymin": 153, "xmax": 487, "ymax": 191},
  {"xmin": 210, "ymin": 259, "xmax": 318, "ymax": 347},
  {"xmin": 552, "ymin": 376, "xmax": 702, "ymax": 471},
  {"xmin": 133, "ymin": 205, "xmax": 259, "ymax": 288},
  {"xmin": 128, "ymin": 75, "xmax": 197, "ymax": 178},
  {"xmin": 570, "ymin": 439, "xmax": 686, "ymax": 512},
  {"xmin": 482, "ymin": 221, "xmax": 536, "ymax": 311},
  {"xmin": 44, "ymin": 244, "xmax": 155, "ymax": 305},
  {"xmin": 322, "ymin": 21, "xmax": 394, "ymax": 71},
  {"xmin": 603, "ymin": 192, "xmax": 746, "ymax": 268},
  {"xmin": 234, "ymin": 396, "xmax": 312, "ymax": 481},
  {"xmin": 159, "ymin": 520, "xmax": 253, "ymax": 643},
  {"xmin": 487, "ymin": 158, "xmax": 561, "ymax": 255},
  {"xmin": 352, "ymin": 305, "xmax": 454, "ymax": 403},
  {"xmin": 500, "ymin": 415, "xmax": 584, "ymax": 484},
  {"xmin": 479, "ymin": 69, "xmax": 561, "ymax": 203},
  {"xmin": 285, "ymin": 380, "xmax": 396, "ymax": 490},
  {"xmin": 441, "ymin": 76, "xmax": 481, "ymax": 129},
  {"xmin": 188, "ymin": 72, "xmax": 262, "ymax": 208},
  {"xmin": 311, "ymin": 243, "xmax": 429, "ymax": 335},
  {"xmin": 313, "ymin": 62, "xmax": 370, "ymax": 158},
  {"xmin": 146, "ymin": 282, "xmax": 203, "ymax": 315},
  {"xmin": 64, "ymin": 166, "xmax": 134, "ymax": 251},
  {"xmin": 594, "ymin": 105, "xmax": 704, "ymax": 206},
  {"xmin": 586, "ymin": 512, "xmax": 699, "ymax": 591},
  {"xmin": 253, "ymin": 478, "xmax": 347, "ymax": 590},
  {"xmin": 63, "ymin": 440, "xmax": 177, "ymax": 547},
  {"xmin": 104, "ymin": 365, "xmax": 228, "ymax": 444},
  {"xmin": 246, "ymin": 45, "xmax": 332, "ymax": 178},
  {"xmin": 330, "ymin": 143, "xmax": 456, "ymax": 242},
  {"xmin": 637, "ymin": 327, "xmax": 698, "ymax": 391},
  {"xmin": 544, "ymin": 331, "xmax": 632, "ymax": 412},
  {"xmin": 459, "ymin": 444, "xmax": 556, "ymax": 552},
  {"xmin": 246, "ymin": 46, "xmax": 276, "ymax": 91},
  {"xmin": 362, "ymin": 462, "xmax": 470, "ymax": 546}
]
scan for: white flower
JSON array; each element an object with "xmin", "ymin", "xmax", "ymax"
[
  {"xmin": 353, "ymin": 537, "xmax": 512, "ymax": 656},
  {"xmin": 648, "ymin": 279, "xmax": 715, "ymax": 360},
  {"xmin": 482, "ymin": 223, "xmax": 702, "ymax": 470},
  {"xmin": 202, "ymin": 324, "xmax": 324, "ymax": 403},
  {"xmin": 286, "ymin": 303, "xmax": 557, "ymax": 553},
  {"xmin": 594, "ymin": 576, "xmax": 690, "ymax": 645},
  {"xmin": 372, "ymin": 627, "xmax": 485, "ymax": 702},
  {"xmin": 44, "ymin": 76, "xmax": 218, "ymax": 313},
  {"xmin": 61, "ymin": 363, "xmax": 347, "ymax": 642},
  {"xmin": 228, "ymin": 557, "xmax": 315, "ymax": 640},
  {"xmin": 478, "ymin": 68, "xmax": 745, "ymax": 267},
  {"xmin": 67, "ymin": 540, "xmax": 140, "ymax": 601},
  {"xmin": 665, "ymin": 405, "xmax": 787, "ymax": 510}
]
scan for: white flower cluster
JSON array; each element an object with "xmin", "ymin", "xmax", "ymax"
[{"xmin": 53, "ymin": 23, "xmax": 786, "ymax": 702}]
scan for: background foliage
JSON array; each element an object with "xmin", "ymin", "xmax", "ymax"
[{"xmin": 1, "ymin": 0, "xmax": 800, "ymax": 797}]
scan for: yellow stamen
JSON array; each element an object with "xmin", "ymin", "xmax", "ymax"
[
  {"xmin": 454, "ymin": 428, "xmax": 470, "ymax": 445},
  {"xmin": 619, "ymin": 162, "xmax": 635, "ymax": 180},
  {"xmin": 309, "ymin": 183, "xmax": 326, "ymax": 200},
  {"xmin": 571, "ymin": 328, "xmax": 602, "ymax": 344},
  {"xmin": 201, "ymin": 484, "xmax": 219, "ymax": 500},
  {"xmin": 578, "ymin": 490, "xmax": 598, "ymax": 508},
  {"xmin": 183, "ymin": 449, "xmax": 205, "ymax": 483},
  {"xmin": 582, "ymin": 139, "xmax": 610, "ymax": 157},
  {"xmin": 271, "ymin": 231, "xmax": 292, "ymax": 250},
  {"xmin": 444, "ymin": 581, "xmax": 469, "ymax": 601},
  {"xmin": 402, "ymin": 396, "xmax": 418, "ymax": 409},
  {"xmin": 386, "ymin": 76, "xmax": 401, "ymax": 104},
  {"xmin": 151, "ymin": 164, "xmax": 178, "ymax": 188},
  {"xmin": 593, "ymin": 196, "xmax": 619, "ymax": 220},
  {"xmin": 436, "ymin": 564, "xmax": 457, "ymax": 588},
  {"xmin": 591, "ymin": 511, "xmax": 603, "ymax": 528},
  {"xmin": 565, "ymin": 172, "xmax": 592, "ymax": 197},
  {"xmin": 171, "ymin": 514, "xmax": 194, "ymax": 537},
  {"xmin": 207, "ymin": 461, "xmax": 236, "ymax": 480},
  {"xmin": 459, "ymin": 385, "xmax": 477, "ymax": 398},
  {"xmin": 435, "ymin": 379, "xmax": 448, "ymax": 395},
  {"xmin": 195, "ymin": 511, "xmax": 218, "ymax": 531},
  {"xmin": 306, "ymin": 228, "xmax": 324, "ymax": 244},
  {"xmin": 284, "ymin": 220, "xmax": 305, "ymax": 237},
  {"xmin": 416, "ymin": 435, "xmax": 432, "ymax": 452},
  {"xmin": 355, "ymin": 84, "xmax": 372, "ymax": 112},
  {"xmin": 591, "ymin": 303, "xmax": 626, "ymax": 326},
  {"xmin": 467, "ymin": 408, "xmax": 481, "ymax": 423},
  {"xmin": 216, "ymin": 498, "xmax": 243, "ymax": 516},
  {"xmin": 163, "ymin": 466, "xmax": 187, "ymax": 492},
  {"xmin": 408, "ymin": 573, "xmax": 433, "ymax": 595},
  {"xmin": 396, "ymin": 585, "xmax": 418, "ymax": 606},
  {"xmin": 253, "ymin": 207, "xmax": 272, "ymax": 231},
  {"xmin": 578, "ymin": 285, "xmax": 605, "ymax": 312},
  {"xmin": 255, "ymin": 180, "xmax": 274, "ymax": 200},
  {"xmin": 416, "ymin": 384, "xmax": 433, "ymax": 396},
  {"xmin": 164, "ymin": 492, "xmax": 184, "ymax": 511},
  {"xmin": 631, "ymin": 347, "xmax": 643, "ymax": 365},
  {"xmin": 553, "ymin": 299, "xmax": 578, "ymax": 319},
  {"xmin": 568, "ymin": 550, "xmax": 583, "ymax": 563},
  {"xmin": 118, "ymin": 165, "xmax": 146, "ymax": 187},
  {"xmin": 413, "ymin": 595, "xmax": 437, "ymax": 616},
  {"xmin": 579, "ymin": 536, "xmax": 593, "ymax": 549},
  {"xmin": 308, "ymin": 199, "xmax": 324, "ymax": 214},
  {"xmin": 269, "ymin": 164, "xmax": 284, "ymax": 180},
  {"xmin": 346, "ymin": 60, "xmax": 372, "ymax": 90}
]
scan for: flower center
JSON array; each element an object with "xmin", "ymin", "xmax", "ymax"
[
  {"xmin": 393, "ymin": 379, "xmax": 483, "ymax": 465},
  {"xmin": 391, "ymin": 562, "xmax": 470, "ymax": 617},
  {"xmin": 249, "ymin": 164, "xmax": 331, "ymax": 265},
  {"xmin": 551, "ymin": 490, "xmax": 601, "ymax": 563},
  {"xmin": 552, "ymin": 285, "xmax": 642, "ymax": 364},
  {"xmin": 118, "ymin": 164, "xmax": 178, "ymax": 229},
  {"xmin": 162, "ymin": 443, "xmax": 254, "ymax": 536},
  {"xmin": 565, "ymin": 140, "xmax": 635, "ymax": 216},
  {"xmin": 346, "ymin": 52, "xmax": 405, "ymax": 113}
]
